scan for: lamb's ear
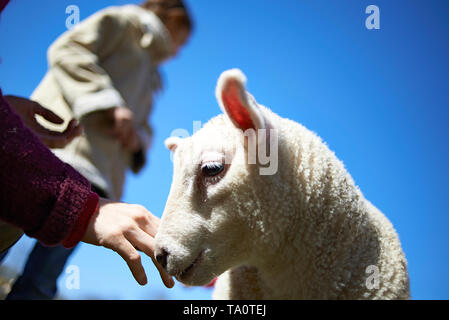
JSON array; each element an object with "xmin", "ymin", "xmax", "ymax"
[
  {"xmin": 216, "ymin": 69, "xmax": 265, "ymax": 131},
  {"xmin": 165, "ymin": 136, "xmax": 182, "ymax": 152}
]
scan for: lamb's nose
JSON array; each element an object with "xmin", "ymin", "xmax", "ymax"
[{"xmin": 155, "ymin": 248, "xmax": 169, "ymax": 270}]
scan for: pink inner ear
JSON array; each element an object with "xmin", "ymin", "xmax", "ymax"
[{"xmin": 222, "ymin": 80, "xmax": 254, "ymax": 131}]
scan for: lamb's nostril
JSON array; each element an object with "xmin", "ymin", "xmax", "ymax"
[{"xmin": 155, "ymin": 248, "xmax": 169, "ymax": 270}]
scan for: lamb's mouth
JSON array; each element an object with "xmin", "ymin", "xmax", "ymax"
[{"xmin": 176, "ymin": 250, "xmax": 204, "ymax": 281}]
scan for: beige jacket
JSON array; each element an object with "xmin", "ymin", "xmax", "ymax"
[{"xmin": 32, "ymin": 5, "xmax": 173, "ymax": 200}]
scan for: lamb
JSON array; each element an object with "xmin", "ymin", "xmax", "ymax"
[{"xmin": 154, "ymin": 69, "xmax": 410, "ymax": 299}]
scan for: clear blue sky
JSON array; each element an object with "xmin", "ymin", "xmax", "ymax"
[{"xmin": 1, "ymin": 0, "xmax": 448, "ymax": 300}]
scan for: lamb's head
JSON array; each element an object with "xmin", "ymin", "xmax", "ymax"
[{"xmin": 154, "ymin": 69, "xmax": 281, "ymax": 286}]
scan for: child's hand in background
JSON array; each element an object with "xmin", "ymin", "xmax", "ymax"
[{"xmin": 106, "ymin": 106, "xmax": 141, "ymax": 152}]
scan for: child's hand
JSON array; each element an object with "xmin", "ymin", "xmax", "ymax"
[
  {"xmin": 107, "ymin": 107, "xmax": 141, "ymax": 152},
  {"xmin": 5, "ymin": 95, "xmax": 83, "ymax": 148},
  {"xmin": 82, "ymin": 198, "xmax": 175, "ymax": 288}
]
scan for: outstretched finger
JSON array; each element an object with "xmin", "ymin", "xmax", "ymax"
[
  {"xmin": 138, "ymin": 211, "xmax": 160, "ymax": 238},
  {"xmin": 113, "ymin": 238, "xmax": 148, "ymax": 286},
  {"xmin": 126, "ymin": 228, "xmax": 174, "ymax": 288}
]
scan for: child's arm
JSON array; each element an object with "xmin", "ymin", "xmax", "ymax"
[{"xmin": 47, "ymin": 7, "xmax": 131, "ymax": 120}]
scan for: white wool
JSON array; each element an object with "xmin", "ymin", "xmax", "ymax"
[{"xmin": 155, "ymin": 69, "xmax": 410, "ymax": 299}]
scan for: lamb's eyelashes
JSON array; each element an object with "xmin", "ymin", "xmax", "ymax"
[
  {"xmin": 196, "ymin": 151, "xmax": 229, "ymax": 186},
  {"xmin": 200, "ymin": 161, "xmax": 227, "ymax": 187},
  {"xmin": 201, "ymin": 162, "xmax": 224, "ymax": 177}
]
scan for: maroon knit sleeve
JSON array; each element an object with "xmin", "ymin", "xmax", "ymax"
[
  {"xmin": 0, "ymin": 0, "xmax": 10, "ymax": 14},
  {"xmin": 62, "ymin": 191, "xmax": 99, "ymax": 248},
  {"xmin": 0, "ymin": 90, "xmax": 98, "ymax": 246}
]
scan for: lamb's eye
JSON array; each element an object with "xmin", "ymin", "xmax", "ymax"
[{"xmin": 201, "ymin": 162, "xmax": 224, "ymax": 177}]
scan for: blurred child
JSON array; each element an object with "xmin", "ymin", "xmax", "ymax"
[{"xmin": 6, "ymin": 0, "xmax": 193, "ymax": 299}]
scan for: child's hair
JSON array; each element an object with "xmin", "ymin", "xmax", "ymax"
[{"xmin": 140, "ymin": 0, "xmax": 193, "ymax": 34}]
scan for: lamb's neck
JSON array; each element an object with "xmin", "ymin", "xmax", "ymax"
[
  {"xmin": 248, "ymin": 124, "xmax": 369, "ymax": 298},
  {"xmin": 245, "ymin": 180, "xmax": 311, "ymax": 298},
  {"xmin": 246, "ymin": 224, "xmax": 310, "ymax": 299}
]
